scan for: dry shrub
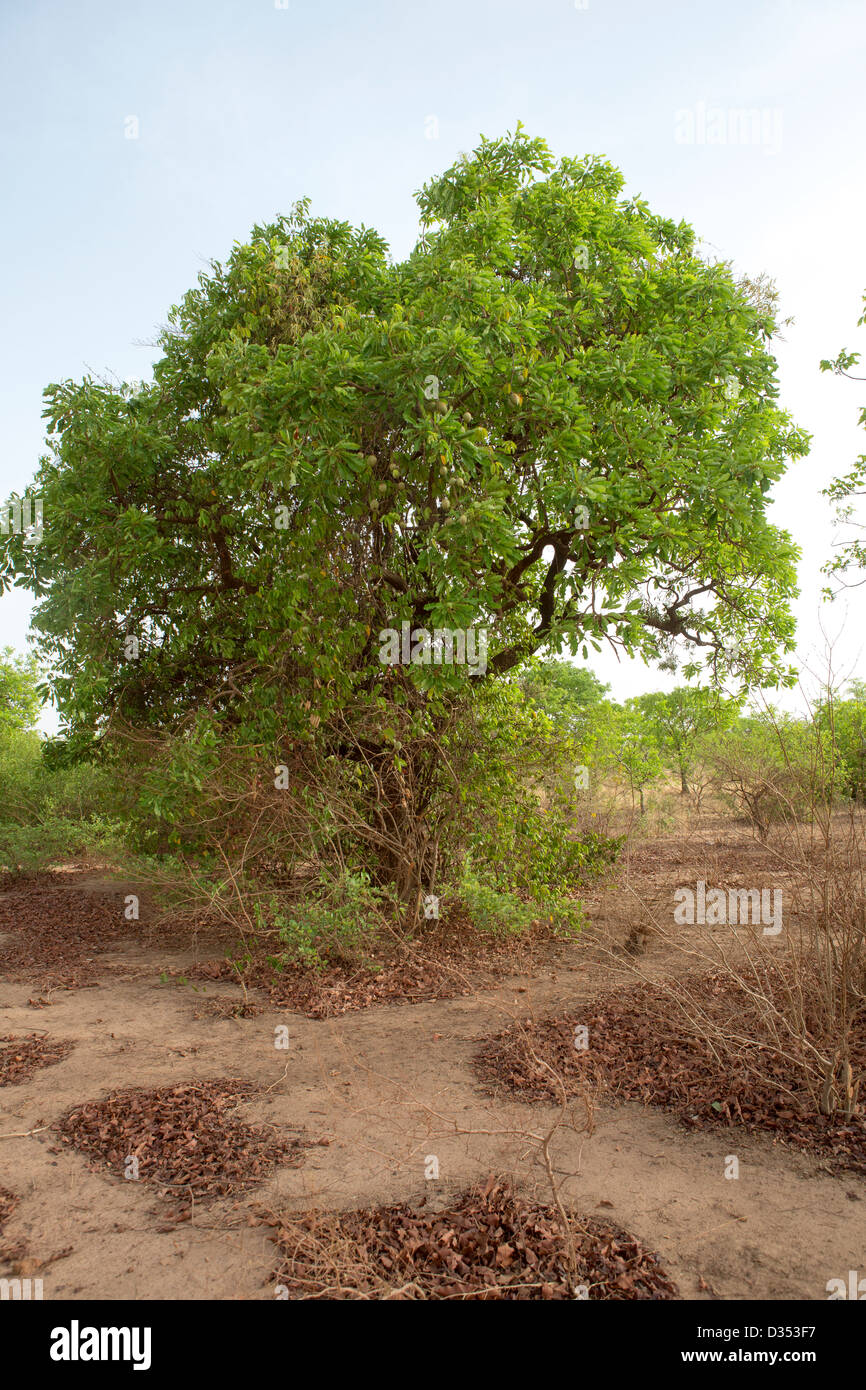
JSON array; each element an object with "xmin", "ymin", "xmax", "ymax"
[
  {"xmin": 672, "ymin": 811, "xmax": 866, "ymax": 1122},
  {"xmin": 602, "ymin": 805, "xmax": 866, "ymax": 1129}
]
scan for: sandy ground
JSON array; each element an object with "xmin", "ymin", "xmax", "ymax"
[{"xmin": 1, "ymin": 818, "xmax": 864, "ymax": 1301}]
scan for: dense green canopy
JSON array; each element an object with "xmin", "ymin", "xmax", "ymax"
[{"xmin": 2, "ymin": 129, "xmax": 807, "ymax": 746}]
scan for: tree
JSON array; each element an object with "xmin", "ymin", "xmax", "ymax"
[
  {"xmin": 815, "ymin": 679, "xmax": 866, "ymax": 802},
  {"xmin": 0, "ymin": 128, "xmax": 808, "ymax": 904},
  {"xmin": 631, "ymin": 686, "xmax": 738, "ymax": 794},
  {"xmin": 0, "ymin": 648, "xmax": 42, "ymax": 734},
  {"xmin": 520, "ymin": 659, "xmax": 608, "ymax": 735},
  {"xmin": 821, "ymin": 289, "xmax": 866, "ymax": 590},
  {"xmin": 613, "ymin": 707, "xmax": 663, "ymax": 816}
]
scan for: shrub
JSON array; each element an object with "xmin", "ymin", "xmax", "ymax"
[
  {"xmin": 0, "ymin": 729, "xmax": 127, "ymax": 873},
  {"xmin": 447, "ymin": 865, "xmax": 537, "ymax": 937},
  {"xmin": 709, "ymin": 711, "xmax": 845, "ymax": 841},
  {"xmin": 264, "ymin": 870, "xmax": 394, "ymax": 971},
  {"xmin": 112, "ymin": 676, "xmax": 621, "ymax": 969}
]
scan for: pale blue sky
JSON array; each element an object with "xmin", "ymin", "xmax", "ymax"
[{"xmin": 2, "ymin": 0, "xmax": 865, "ymax": 724}]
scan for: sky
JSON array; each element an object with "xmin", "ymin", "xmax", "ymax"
[{"xmin": 1, "ymin": 0, "xmax": 865, "ymax": 729}]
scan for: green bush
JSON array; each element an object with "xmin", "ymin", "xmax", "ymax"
[
  {"xmin": 451, "ymin": 677, "xmax": 622, "ymax": 902},
  {"xmin": 815, "ymin": 681, "xmax": 866, "ymax": 802},
  {"xmin": 448, "ymin": 865, "xmax": 536, "ymax": 936},
  {"xmin": 442, "ymin": 860, "xmax": 588, "ymax": 938},
  {"xmin": 264, "ymin": 870, "xmax": 393, "ymax": 971},
  {"xmin": 0, "ymin": 815, "xmax": 126, "ymax": 874},
  {"xmin": 0, "ymin": 728, "xmax": 128, "ymax": 873}
]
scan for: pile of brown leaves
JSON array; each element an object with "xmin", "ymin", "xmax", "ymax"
[
  {"xmin": 189, "ymin": 917, "xmax": 551, "ymax": 1019},
  {"xmin": 190, "ymin": 954, "xmax": 473, "ymax": 1019},
  {"xmin": 53, "ymin": 1080, "xmax": 305, "ymax": 1209},
  {"xmin": 267, "ymin": 1177, "xmax": 679, "ymax": 1299},
  {"xmin": 0, "ymin": 1033, "xmax": 74, "ymax": 1086},
  {"xmin": 0, "ymin": 1186, "xmax": 17, "ymax": 1231},
  {"xmin": 475, "ymin": 974, "xmax": 866, "ymax": 1172},
  {"xmin": 0, "ymin": 1185, "xmax": 25, "ymax": 1268},
  {"xmin": 0, "ymin": 878, "xmax": 127, "ymax": 987}
]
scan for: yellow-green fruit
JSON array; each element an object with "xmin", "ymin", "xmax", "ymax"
[
  {"xmin": 379, "ymin": 482, "xmax": 388, "ymax": 493},
  {"xmin": 462, "ymin": 411, "xmax": 472, "ymax": 424},
  {"xmin": 509, "ymin": 392, "xmax": 522, "ymax": 407},
  {"xmin": 365, "ymin": 454, "xmax": 377, "ymax": 467},
  {"xmin": 435, "ymin": 400, "xmax": 448, "ymax": 416},
  {"xmin": 440, "ymin": 497, "xmax": 451, "ymax": 512}
]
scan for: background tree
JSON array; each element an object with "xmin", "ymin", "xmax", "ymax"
[
  {"xmin": 815, "ymin": 678, "xmax": 866, "ymax": 802},
  {"xmin": 520, "ymin": 659, "xmax": 608, "ymax": 735},
  {"xmin": 708, "ymin": 709, "xmax": 845, "ymax": 843},
  {"xmin": 821, "ymin": 289, "xmax": 866, "ymax": 590},
  {"xmin": 613, "ymin": 706, "xmax": 663, "ymax": 816},
  {"xmin": 630, "ymin": 685, "xmax": 739, "ymax": 794},
  {"xmin": 0, "ymin": 648, "xmax": 42, "ymax": 734}
]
